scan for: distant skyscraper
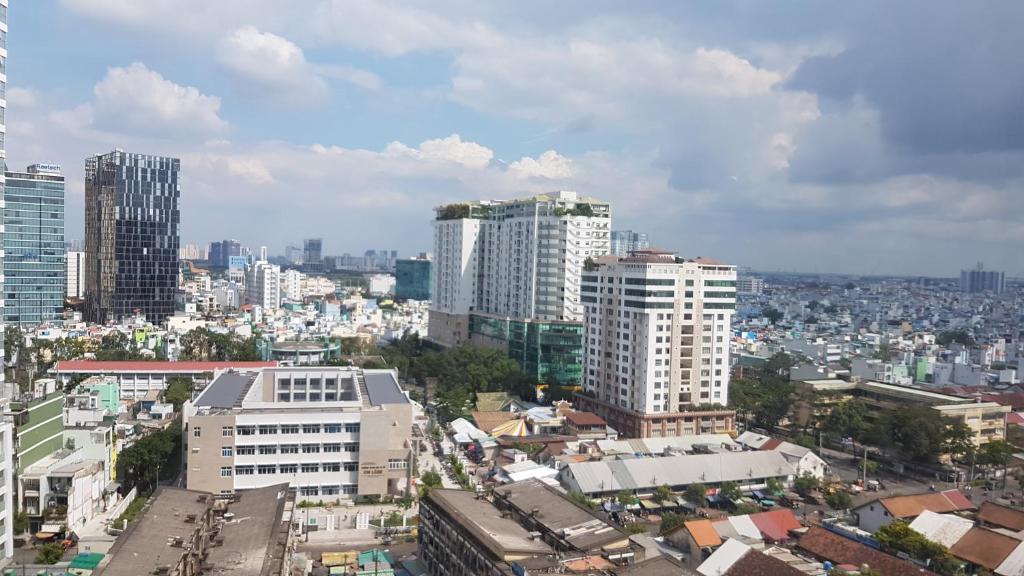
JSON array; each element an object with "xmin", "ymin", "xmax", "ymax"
[
  {"xmin": 208, "ymin": 239, "xmax": 241, "ymax": 268},
  {"xmin": 576, "ymin": 250, "xmax": 737, "ymax": 437},
  {"xmin": 178, "ymin": 242, "xmax": 206, "ymax": 260},
  {"xmin": 610, "ymin": 230, "xmax": 650, "ymax": 257},
  {"xmin": 67, "ymin": 251, "xmax": 85, "ymax": 299},
  {"xmin": 303, "ymin": 238, "xmax": 322, "ymax": 271},
  {"xmin": 84, "ymin": 151, "xmax": 181, "ymax": 324},
  {"xmin": 3, "ymin": 164, "xmax": 66, "ymax": 327},
  {"xmin": 285, "ymin": 245, "xmax": 304, "ymax": 265},
  {"xmin": 259, "ymin": 245, "xmax": 268, "ymax": 261},
  {"xmin": 960, "ymin": 263, "xmax": 1005, "ymax": 294}
]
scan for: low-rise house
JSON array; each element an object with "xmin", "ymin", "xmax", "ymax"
[
  {"xmin": 564, "ymin": 411, "xmax": 610, "ymax": 440},
  {"xmin": 852, "ymin": 489, "xmax": 973, "ymax": 533},
  {"xmin": 979, "ymin": 501, "xmax": 1024, "ymax": 532},
  {"xmin": 18, "ymin": 449, "xmax": 111, "ymax": 534},
  {"xmin": 797, "ymin": 526, "xmax": 937, "ymax": 576}
]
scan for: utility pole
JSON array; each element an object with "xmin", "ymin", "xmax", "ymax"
[{"xmin": 862, "ymin": 447, "xmax": 868, "ymax": 486}]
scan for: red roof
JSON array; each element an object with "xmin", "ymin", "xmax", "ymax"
[
  {"xmin": 798, "ymin": 527, "xmax": 936, "ymax": 576},
  {"xmin": 748, "ymin": 509, "xmax": 802, "ymax": 542},
  {"xmin": 56, "ymin": 360, "xmax": 278, "ymax": 372},
  {"xmin": 759, "ymin": 438, "xmax": 784, "ymax": 451},
  {"xmin": 565, "ymin": 411, "xmax": 607, "ymax": 427}
]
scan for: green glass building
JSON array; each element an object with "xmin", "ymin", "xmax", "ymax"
[
  {"xmin": 3, "ymin": 165, "xmax": 65, "ymax": 327},
  {"xmin": 469, "ymin": 314, "xmax": 584, "ymax": 385},
  {"xmin": 395, "ymin": 257, "xmax": 432, "ymax": 301}
]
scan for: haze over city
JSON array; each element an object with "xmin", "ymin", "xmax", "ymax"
[{"xmin": 8, "ymin": 1, "xmax": 1023, "ymax": 276}]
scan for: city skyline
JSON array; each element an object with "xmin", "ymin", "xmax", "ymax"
[{"xmin": 6, "ymin": 2, "xmax": 1024, "ymax": 276}]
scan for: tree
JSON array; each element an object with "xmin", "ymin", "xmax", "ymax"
[
  {"xmin": 875, "ymin": 341, "xmax": 891, "ymax": 360},
  {"xmin": 762, "ymin": 307, "xmax": 784, "ymax": 325},
  {"xmin": 875, "ymin": 521, "xmax": 960, "ymax": 576},
  {"xmin": 418, "ymin": 469, "xmax": 443, "ymax": 498},
  {"xmin": 616, "ymin": 490, "xmax": 637, "ymax": 506},
  {"xmin": 660, "ymin": 512, "xmax": 686, "ymax": 535},
  {"xmin": 13, "ymin": 510, "xmax": 27, "ymax": 534},
  {"xmin": 943, "ymin": 422, "xmax": 976, "ymax": 463},
  {"xmin": 764, "ymin": 352, "xmax": 794, "ymax": 380},
  {"xmin": 825, "ymin": 490, "xmax": 852, "ymax": 510},
  {"xmin": 654, "ymin": 484, "xmax": 674, "ymax": 503},
  {"xmin": 793, "ymin": 473, "xmax": 820, "ymax": 498},
  {"xmin": 936, "ymin": 329, "xmax": 974, "ymax": 347},
  {"xmin": 567, "ymin": 491, "xmax": 594, "ymax": 510},
  {"xmin": 765, "ymin": 478, "xmax": 784, "ymax": 495},
  {"xmin": 684, "ymin": 483, "xmax": 708, "ymax": 507},
  {"xmin": 4, "ymin": 325, "xmax": 24, "ymax": 365},
  {"xmin": 96, "ymin": 331, "xmax": 138, "ymax": 361},
  {"xmin": 824, "ymin": 400, "xmax": 870, "ymax": 441},
  {"xmin": 163, "ymin": 377, "xmax": 195, "ymax": 412},
  {"xmin": 719, "ymin": 481, "xmax": 742, "ymax": 500},
  {"xmin": 978, "ymin": 440, "xmax": 1017, "ymax": 488},
  {"xmin": 117, "ymin": 420, "xmax": 183, "ymax": 493},
  {"xmin": 36, "ymin": 543, "xmax": 64, "ymax": 564}
]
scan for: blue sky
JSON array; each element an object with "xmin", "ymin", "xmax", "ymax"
[{"xmin": 8, "ymin": 1, "xmax": 1024, "ymax": 276}]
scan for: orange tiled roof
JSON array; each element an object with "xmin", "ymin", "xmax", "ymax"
[{"xmin": 685, "ymin": 519, "xmax": 723, "ymax": 548}]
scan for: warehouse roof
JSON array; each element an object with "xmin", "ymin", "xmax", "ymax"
[{"xmin": 564, "ymin": 451, "xmax": 794, "ymax": 494}]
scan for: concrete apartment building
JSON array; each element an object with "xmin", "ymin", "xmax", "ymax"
[
  {"xmin": 96, "ymin": 484, "xmax": 295, "ymax": 576},
  {"xmin": 429, "ymin": 191, "xmax": 611, "ymax": 383},
  {"xmin": 53, "ymin": 360, "xmax": 278, "ymax": 399},
  {"xmin": 960, "ymin": 263, "xmax": 1005, "ymax": 294},
  {"xmin": 798, "ymin": 379, "xmax": 1009, "ymax": 452},
  {"xmin": 245, "ymin": 260, "xmax": 281, "ymax": 311},
  {"xmin": 575, "ymin": 250, "xmax": 737, "ymax": 437},
  {"xmin": 419, "ymin": 479, "xmax": 633, "ymax": 576},
  {"xmin": 185, "ymin": 367, "xmax": 413, "ymax": 502},
  {"xmin": 610, "ymin": 229, "xmax": 650, "ymax": 257},
  {"xmin": 66, "ymin": 250, "xmax": 85, "ymax": 299}
]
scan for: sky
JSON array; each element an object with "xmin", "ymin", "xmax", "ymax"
[{"xmin": 7, "ymin": 1, "xmax": 1024, "ymax": 277}]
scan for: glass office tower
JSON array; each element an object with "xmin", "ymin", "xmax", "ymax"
[
  {"xmin": 3, "ymin": 165, "xmax": 65, "ymax": 327},
  {"xmin": 84, "ymin": 150, "xmax": 180, "ymax": 324}
]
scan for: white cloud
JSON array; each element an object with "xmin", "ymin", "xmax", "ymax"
[
  {"xmin": 217, "ymin": 27, "xmax": 327, "ymax": 101},
  {"xmin": 383, "ymin": 134, "xmax": 494, "ymax": 168},
  {"xmin": 6, "ymin": 87, "xmax": 39, "ymax": 108},
  {"xmin": 91, "ymin": 62, "xmax": 228, "ymax": 137},
  {"xmin": 216, "ymin": 27, "xmax": 381, "ymax": 100},
  {"xmin": 508, "ymin": 150, "xmax": 573, "ymax": 180}
]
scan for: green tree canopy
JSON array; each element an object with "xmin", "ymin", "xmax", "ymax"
[
  {"xmin": 793, "ymin": 473, "xmax": 820, "ymax": 497},
  {"xmin": 684, "ymin": 483, "xmax": 708, "ymax": 507}
]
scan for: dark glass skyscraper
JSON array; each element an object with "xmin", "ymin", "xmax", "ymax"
[
  {"xmin": 84, "ymin": 151, "xmax": 180, "ymax": 324},
  {"xmin": 3, "ymin": 165, "xmax": 65, "ymax": 327},
  {"xmin": 303, "ymin": 238, "xmax": 323, "ymax": 272}
]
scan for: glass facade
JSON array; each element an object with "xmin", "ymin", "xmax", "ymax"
[
  {"xmin": 84, "ymin": 151, "xmax": 180, "ymax": 324},
  {"xmin": 3, "ymin": 167, "xmax": 65, "ymax": 327},
  {"xmin": 470, "ymin": 314, "xmax": 584, "ymax": 385},
  {"xmin": 394, "ymin": 258, "xmax": 432, "ymax": 301}
]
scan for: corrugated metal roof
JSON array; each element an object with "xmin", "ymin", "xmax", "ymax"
[
  {"xmin": 908, "ymin": 511, "xmax": 974, "ymax": 548},
  {"xmin": 57, "ymin": 360, "xmax": 277, "ymax": 372},
  {"xmin": 697, "ymin": 539, "xmax": 750, "ymax": 576},
  {"xmin": 565, "ymin": 451, "xmax": 794, "ymax": 494}
]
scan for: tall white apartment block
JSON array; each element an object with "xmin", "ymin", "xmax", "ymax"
[
  {"xmin": 0, "ymin": 1, "xmax": 11, "ymax": 560},
  {"xmin": 66, "ymin": 251, "xmax": 85, "ymax": 299},
  {"xmin": 282, "ymin": 269, "xmax": 302, "ymax": 302},
  {"xmin": 429, "ymin": 191, "xmax": 610, "ymax": 347},
  {"xmin": 576, "ymin": 250, "xmax": 737, "ymax": 438},
  {"xmin": 245, "ymin": 261, "xmax": 281, "ymax": 311}
]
